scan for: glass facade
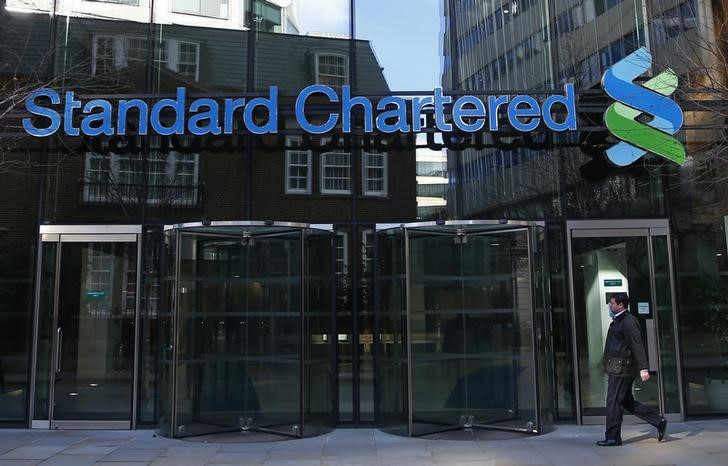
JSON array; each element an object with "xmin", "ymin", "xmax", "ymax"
[{"xmin": 0, "ymin": 0, "xmax": 727, "ymax": 437}]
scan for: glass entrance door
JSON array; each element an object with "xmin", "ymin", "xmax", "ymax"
[
  {"xmin": 569, "ymin": 221, "xmax": 683, "ymax": 423},
  {"xmin": 35, "ymin": 230, "xmax": 140, "ymax": 429},
  {"xmin": 173, "ymin": 230, "xmax": 304, "ymax": 438},
  {"xmin": 406, "ymin": 227, "xmax": 540, "ymax": 435}
]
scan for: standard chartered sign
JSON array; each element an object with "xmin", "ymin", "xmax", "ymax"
[{"xmin": 22, "ymin": 84, "xmax": 577, "ymax": 137}]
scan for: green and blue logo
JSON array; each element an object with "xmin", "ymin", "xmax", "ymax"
[{"xmin": 602, "ymin": 47, "xmax": 685, "ymax": 166}]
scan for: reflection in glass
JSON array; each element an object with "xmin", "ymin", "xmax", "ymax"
[
  {"xmin": 376, "ymin": 223, "xmax": 553, "ymax": 436},
  {"xmin": 160, "ymin": 225, "xmax": 334, "ymax": 438},
  {"xmin": 572, "ymin": 236, "xmax": 659, "ymax": 417},
  {"xmin": 53, "ymin": 242, "xmax": 137, "ymax": 421}
]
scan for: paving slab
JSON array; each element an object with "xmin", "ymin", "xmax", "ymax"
[{"xmin": 1, "ymin": 420, "xmax": 728, "ymax": 465}]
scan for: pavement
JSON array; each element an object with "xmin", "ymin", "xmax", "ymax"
[{"xmin": 1, "ymin": 420, "xmax": 728, "ymax": 465}]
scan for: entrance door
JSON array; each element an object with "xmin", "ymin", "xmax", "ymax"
[
  {"xmin": 36, "ymin": 228, "xmax": 140, "ymax": 429},
  {"xmin": 568, "ymin": 220, "xmax": 683, "ymax": 424},
  {"xmin": 173, "ymin": 229, "xmax": 304, "ymax": 438},
  {"xmin": 405, "ymin": 226, "xmax": 541, "ymax": 435}
]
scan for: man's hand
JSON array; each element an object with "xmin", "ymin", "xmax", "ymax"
[{"xmin": 640, "ymin": 370, "xmax": 650, "ymax": 382}]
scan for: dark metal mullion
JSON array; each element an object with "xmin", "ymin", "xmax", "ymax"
[
  {"xmin": 299, "ymin": 229, "xmax": 305, "ymax": 437},
  {"xmin": 348, "ymin": 0, "xmax": 361, "ymax": 426},
  {"xmin": 245, "ymin": 0, "xmax": 257, "ymax": 220},
  {"xmin": 372, "ymin": 229, "xmax": 381, "ymax": 424},
  {"xmin": 26, "ymin": 0, "xmax": 60, "ymax": 427},
  {"xmin": 330, "ymin": 232, "xmax": 339, "ymax": 426}
]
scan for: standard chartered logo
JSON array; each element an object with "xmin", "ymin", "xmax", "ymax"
[{"xmin": 601, "ymin": 47, "xmax": 685, "ymax": 166}]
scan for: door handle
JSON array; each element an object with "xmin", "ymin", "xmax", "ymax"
[
  {"xmin": 56, "ymin": 327, "xmax": 63, "ymax": 373},
  {"xmin": 645, "ymin": 318, "xmax": 658, "ymax": 372}
]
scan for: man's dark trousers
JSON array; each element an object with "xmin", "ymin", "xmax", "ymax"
[{"xmin": 605, "ymin": 374, "xmax": 663, "ymax": 441}]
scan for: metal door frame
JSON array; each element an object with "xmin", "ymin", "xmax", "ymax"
[
  {"xmin": 164, "ymin": 221, "xmax": 334, "ymax": 439},
  {"xmin": 376, "ymin": 220, "xmax": 547, "ymax": 436},
  {"xmin": 565, "ymin": 219, "xmax": 684, "ymax": 425},
  {"xmin": 29, "ymin": 225, "xmax": 142, "ymax": 430}
]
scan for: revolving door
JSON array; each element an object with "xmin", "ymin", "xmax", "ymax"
[
  {"xmin": 158, "ymin": 222, "xmax": 335, "ymax": 439},
  {"xmin": 376, "ymin": 221, "xmax": 555, "ymax": 436}
]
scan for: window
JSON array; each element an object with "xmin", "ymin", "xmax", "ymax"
[
  {"xmin": 173, "ymin": 0, "xmax": 229, "ymax": 18},
  {"xmin": 285, "ymin": 136, "xmax": 312, "ymax": 194},
  {"xmin": 92, "ymin": 36, "xmax": 198, "ymax": 81},
  {"xmin": 245, "ymin": 0, "xmax": 283, "ymax": 32},
  {"xmin": 334, "ymin": 231, "xmax": 348, "ymax": 286},
  {"xmin": 83, "ymin": 150, "xmax": 200, "ymax": 206},
  {"xmin": 654, "ymin": 0, "xmax": 699, "ymax": 45},
  {"xmin": 316, "ymin": 53, "xmax": 349, "ymax": 89},
  {"xmin": 321, "ymin": 146, "xmax": 351, "ymax": 194},
  {"xmin": 93, "ymin": 36, "xmax": 116, "ymax": 75},
  {"xmin": 362, "ymin": 150, "xmax": 387, "ymax": 197},
  {"xmin": 176, "ymin": 42, "xmax": 199, "ymax": 80}
]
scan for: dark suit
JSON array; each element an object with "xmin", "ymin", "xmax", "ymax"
[{"xmin": 603, "ymin": 310, "xmax": 662, "ymax": 441}]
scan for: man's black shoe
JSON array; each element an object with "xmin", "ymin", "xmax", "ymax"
[
  {"xmin": 657, "ymin": 418, "xmax": 667, "ymax": 442},
  {"xmin": 596, "ymin": 439, "xmax": 622, "ymax": 446}
]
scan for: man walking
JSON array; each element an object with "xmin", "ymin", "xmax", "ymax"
[{"xmin": 597, "ymin": 292, "xmax": 667, "ymax": 446}]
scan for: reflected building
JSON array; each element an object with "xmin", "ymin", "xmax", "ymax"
[
  {"xmin": 442, "ymin": 0, "xmax": 728, "ymax": 421},
  {"xmin": 0, "ymin": 0, "xmax": 727, "ymax": 441}
]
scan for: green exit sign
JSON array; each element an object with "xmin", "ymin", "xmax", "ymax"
[
  {"xmin": 604, "ymin": 279, "xmax": 623, "ymax": 287},
  {"xmin": 86, "ymin": 291, "xmax": 106, "ymax": 299}
]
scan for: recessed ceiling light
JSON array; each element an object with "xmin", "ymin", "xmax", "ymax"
[
  {"xmin": 88, "ymin": 383, "xmax": 99, "ymax": 387},
  {"xmin": 68, "ymin": 392, "xmax": 79, "ymax": 396}
]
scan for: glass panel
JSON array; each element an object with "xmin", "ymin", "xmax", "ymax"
[
  {"xmin": 547, "ymin": 223, "xmax": 575, "ymax": 419},
  {"xmin": 42, "ymin": 0, "xmax": 152, "ymax": 225},
  {"xmin": 572, "ymin": 236, "xmax": 659, "ymax": 417},
  {"xmin": 157, "ymin": 230, "xmax": 177, "ymax": 437},
  {"xmin": 303, "ymin": 229, "xmax": 335, "ymax": 436},
  {"xmin": 253, "ymin": 0, "xmax": 350, "ymax": 93},
  {"xmin": 534, "ymin": 228, "xmax": 556, "ymax": 431},
  {"xmin": 0, "ymin": 2, "xmax": 48, "ymax": 423},
  {"xmin": 672, "ymin": 211, "xmax": 728, "ymax": 415},
  {"xmin": 652, "ymin": 236, "xmax": 681, "ymax": 414},
  {"xmin": 174, "ymin": 230, "xmax": 303, "ymax": 437},
  {"xmin": 466, "ymin": 230, "xmax": 537, "ymax": 431},
  {"xmin": 32, "ymin": 243, "xmax": 57, "ymax": 421},
  {"xmin": 404, "ymin": 226, "xmax": 540, "ymax": 435},
  {"xmin": 53, "ymin": 242, "xmax": 137, "ymax": 421},
  {"xmin": 408, "ymin": 230, "xmax": 463, "ymax": 435},
  {"xmin": 137, "ymin": 227, "xmax": 163, "ymax": 425},
  {"xmin": 245, "ymin": 233, "xmax": 302, "ymax": 434},
  {"xmin": 377, "ymin": 228, "xmax": 408, "ymax": 435}
]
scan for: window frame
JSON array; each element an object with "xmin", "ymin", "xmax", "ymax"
[
  {"xmin": 361, "ymin": 149, "xmax": 388, "ymax": 197},
  {"xmin": 320, "ymin": 147, "xmax": 352, "ymax": 195},
  {"xmin": 83, "ymin": 152, "xmax": 200, "ymax": 206},
  {"xmin": 171, "ymin": 0, "xmax": 230, "ymax": 20},
  {"xmin": 91, "ymin": 35, "xmax": 200, "ymax": 81},
  {"xmin": 314, "ymin": 52, "xmax": 350, "ymax": 89},
  {"xmin": 284, "ymin": 136, "xmax": 312, "ymax": 195}
]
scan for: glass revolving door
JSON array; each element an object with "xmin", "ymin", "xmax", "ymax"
[
  {"xmin": 376, "ymin": 221, "xmax": 555, "ymax": 436},
  {"xmin": 159, "ymin": 222, "xmax": 335, "ymax": 439}
]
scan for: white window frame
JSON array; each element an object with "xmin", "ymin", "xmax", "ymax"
[
  {"xmin": 170, "ymin": 40, "xmax": 201, "ymax": 81},
  {"xmin": 361, "ymin": 149, "xmax": 388, "ymax": 197},
  {"xmin": 91, "ymin": 35, "xmax": 199, "ymax": 81},
  {"xmin": 314, "ymin": 52, "xmax": 349, "ymax": 89},
  {"xmin": 284, "ymin": 136, "xmax": 312, "ymax": 194},
  {"xmin": 320, "ymin": 147, "xmax": 352, "ymax": 195}
]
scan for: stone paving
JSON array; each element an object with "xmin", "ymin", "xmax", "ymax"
[{"xmin": 1, "ymin": 420, "xmax": 728, "ymax": 465}]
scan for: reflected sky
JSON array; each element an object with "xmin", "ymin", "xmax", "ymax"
[{"xmin": 298, "ymin": 0, "xmax": 441, "ymax": 91}]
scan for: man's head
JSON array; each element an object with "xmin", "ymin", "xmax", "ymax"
[{"xmin": 609, "ymin": 292, "xmax": 629, "ymax": 314}]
